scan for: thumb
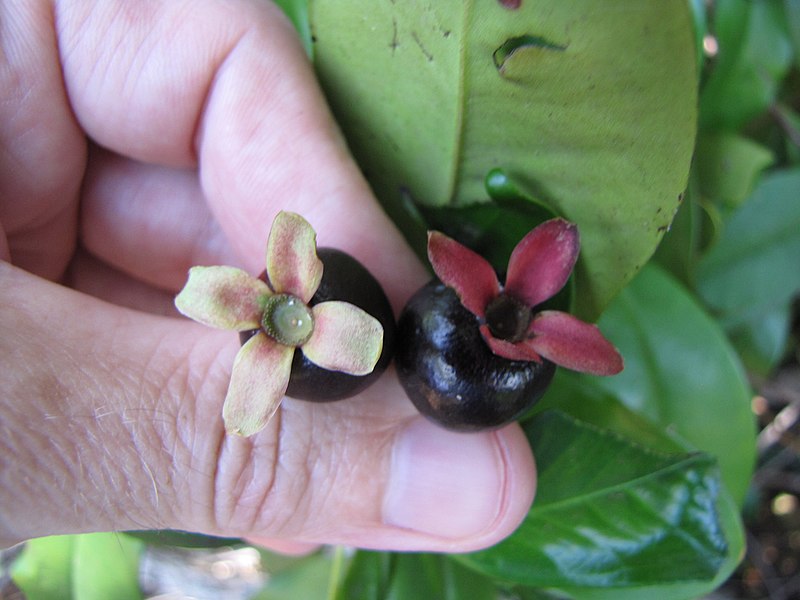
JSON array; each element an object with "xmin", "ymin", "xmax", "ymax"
[{"xmin": 0, "ymin": 262, "xmax": 535, "ymax": 552}]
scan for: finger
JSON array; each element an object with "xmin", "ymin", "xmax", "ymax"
[
  {"xmin": 194, "ymin": 13, "xmax": 424, "ymax": 310},
  {"xmin": 66, "ymin": 248, "xmax": 178, "ymax": 316},
  {"xmin": 0, "ymin": 262, "xmax": 534, "ymax": 552},
  {"xmin": 0, "ymin": 0, "xmax": 85, "ymax": 278},
  {"xmin": 80, "ymin": 146, "xmax": 241, "ymax": 292},
  {"xmin": 55, "ymin": 0, "xmax": 427, "ymax": 309}
]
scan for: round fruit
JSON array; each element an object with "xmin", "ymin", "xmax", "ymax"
[
  {"xmin": 396, "ymin": 279, "xmax": 555, "ymax": 431},
  {"xmin": 241, "ymin": 248, "xmax": 396, "ymax": 402}
]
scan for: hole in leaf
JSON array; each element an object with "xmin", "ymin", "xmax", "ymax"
[{"xmin": 493, "ymin": 35, "xmax": 567, "ymax": 71}]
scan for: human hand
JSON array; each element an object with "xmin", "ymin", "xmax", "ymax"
[{"xmin": 0, "ymin": 0, "xmax": 535, "ymax": 554}]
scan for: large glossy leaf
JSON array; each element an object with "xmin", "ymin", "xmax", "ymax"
[
  {"xmin": 474, "ymin": 263, "xmax": 752, "ymax": 596},
  {"xmin": 309, "ymin": 0, "xmax": 697, "ymax": 318},
  {"xmin": 525, "ymin": 377, "xmax": 746, "ymax": 599},
  {"xmin": 461, "ymin": 411, "xmax": 729, "ymax": 592},
  {"xmin": 588, "ymin": 264, "xmax": 756, "ymax": 505},
  {"xmin": 696, "ymin": 168, "xmax": 800, "ymax": 372}
]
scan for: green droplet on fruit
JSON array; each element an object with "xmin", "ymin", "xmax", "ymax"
[{"xmin": 262, "ymin": 294, "xmax": 315, "ymax": 346}]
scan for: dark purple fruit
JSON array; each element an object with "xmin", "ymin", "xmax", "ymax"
[
  {"xmin": 396, "ymin": 279, "xmax": 555, "ymax": 431},
  {"xmin": 241, "ymin": 248, "xmax": 396, "ymax": 402}
]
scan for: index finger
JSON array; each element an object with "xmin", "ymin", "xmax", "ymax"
[{"xmin": 56, "ymin": 0, "xmax": 427, "ymax": 306}]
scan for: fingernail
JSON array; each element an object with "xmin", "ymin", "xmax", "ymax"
[{"xmin": 383, "ymin": 418, "xmax": 507, "ymax": 539}]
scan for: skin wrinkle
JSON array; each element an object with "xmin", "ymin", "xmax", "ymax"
[
  {"xmin": 163, "ymin": 363, "xmax": 201, "ymax": 518},
  {"xmin": 189, "ymin": 20, "xmax": 247, "ymax": 170},
  {"xmin": 63, "ymin": 300, "xmax": 187, "ymax": 532},
  {"xmin": 214, "ymin": 430, "xmax": 273, "ymax": 533},
  {"xmin": 178, "ymin": 333, "xmax": 237, "ymax": 530},
  {"xmin": 0, "ymin": 267, "xmax": 185, "ymax": 541},
  {"xmin": 317, "ymin": 428, "xmax": 377, "ymax": 539},
  {"xmin": 250, "ymin": 409, "xmax": 308, "ymax": 535},
  {"xmin": 489, "ymin": 430, "xmax": 512, "ymax": 535},
  {"xmin": 273, "ymin": 406, "xmax": 320, "ymax": 535},
  {"xmin": 75, "ymin": 382, "xmax": 153, "ymax": 531},
  {"xmin": 128, "ymin": 328, "xmax": 223, "ymax": 532},
  {"xmin": 0, "ymin": 373, "xmax": 81, "ymax": 543}
]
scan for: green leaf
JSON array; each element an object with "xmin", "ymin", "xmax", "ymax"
[
  {"xmin": 334, "ymin": 551, "xmax": 392, "ymax": 600},
  {"xmin": 253, "ymin": 551, "xmax": 340, "ymax": 600},
  {"xmin": 524, "ymin": 378, "xmax": 746, "ymax": 599},
  {"xmin": 786, "ymin": 0, "xmax": 800, "ymax": 65},
  {"xmin": 697, "ymin": 169, "xmax": 800, "ymax": 374},
  {"xmin": 687, "ymin": 0, "xmax": 709, "ymax": 72},
  {"xmin": 419, "ymin": 169, "xmax": 555, "ymax": 272},
  {"xmin": 775, "ymin": 104, "xmax": 800, "ymax": 162},
  {"xmin": 696, "ymin": 168, "xmax": 800, "ymax": 329},
  {"xmin": 124, "ymin": 529, "xmax": 241, "ymax": 548},
  {"xmin": 591, "ymin": 264, "xmax": 756, "ymax": 505},
  {"xmin": 310, "ymin": 0, "xmax": 697, "ymax": 318},
  {"xmin": 506, "ymin": 490, "xmax": 744, "ymax": 600},
  {"xmin": 72, "ymin": 533, "xmax": 143, "ymax": 600},
  {"xmin": 461, "ymin": 411, "xmax": 729, "ymax": 590},
  {"xmin": 726, "ymin": 308, "xmax": 793, "ymax": 376},
  {"xmin": 529, "ymin": 371, "xmax": 687, "ymax": 454},
  {"xmin": 335, "ymin": 552, "xmax": 496, "ymax": 600},
  {"xmin": 699, "ymin": 0, "xmax": 794, "ymax": 131},
  {"xmin": 10, "ymin": 533, "xmax": 144, "ymax": 600},
  {"xmin": 10, "ymin": 536, "xmax": 75, "ymax": 599},
  {"xmin": 272, "ymin": 0, "xmax": 313, "ymax": 57},
  {"xmin": 695, "ymin": 131, "xmax": 774, "ymax": 210}
]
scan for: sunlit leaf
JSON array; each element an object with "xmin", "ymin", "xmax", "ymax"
[
  {"xmin": 72, "ymin": 533, "xmax": 143, "ymax": 600},
  {"xmin": 310, "ymin": 0, "xmax": 697, "ymax": 318},
  {"xmin": 10, "ymin": 535, "xmax": 75, "ymax": 599}
]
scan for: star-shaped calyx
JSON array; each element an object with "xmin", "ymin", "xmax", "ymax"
[
  {"xmin": 175, "ymin": 211, "xmax": 384, "ymax": 437},
  {"xmin": 428, "ymin": 218, "xmax": 623, "ymax": 375}
]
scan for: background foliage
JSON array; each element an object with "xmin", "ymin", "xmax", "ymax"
[{"xmin": 4, "ymin": 0, "xmax": 800, "ymax": 598}]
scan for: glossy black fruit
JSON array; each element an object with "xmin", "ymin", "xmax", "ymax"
[
  {"xmin": 396, "ymin": 279, "xmax": 555, "ymax": 431},
  {"xmin": 241, "ymin": 248, "xmax": 396, "ymax": 402}
]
